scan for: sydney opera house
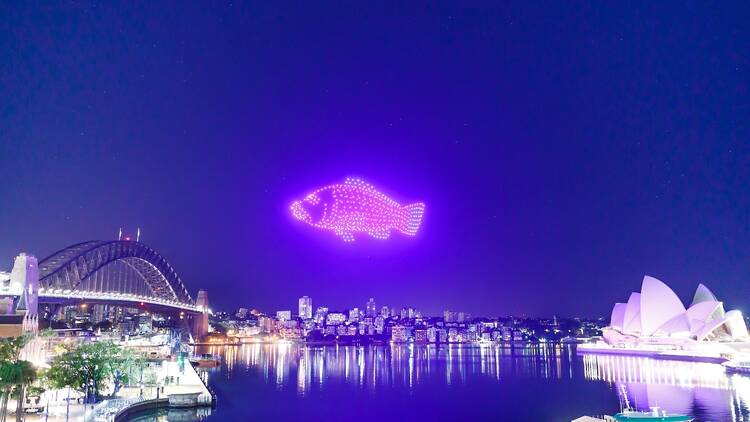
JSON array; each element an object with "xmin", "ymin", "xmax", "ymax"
[{"xmin": 583, "ymin": 276, "xmax": 750, "ymax": 360}]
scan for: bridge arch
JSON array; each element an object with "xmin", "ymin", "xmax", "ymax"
[{"xmin": 38, "ymin": 241, "xmax": 193, "ymax": 305}]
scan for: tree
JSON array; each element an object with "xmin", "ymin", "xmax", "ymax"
[
  {"xmin": 46, "ymin": 341, "xmax": 144, "ymax": 403},
  {"xmin": 0, "ymin": 335, "xmax": 35, "ymax": 422}
]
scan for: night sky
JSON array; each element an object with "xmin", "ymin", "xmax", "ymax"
[{"xmin": 1, "ymin": 2, "xmax": 748, "ymax": 318}]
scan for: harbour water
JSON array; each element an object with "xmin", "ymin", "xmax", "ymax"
[{"xmin": 144, "ymin": 343, "xmax": 750, "ymax": 421}]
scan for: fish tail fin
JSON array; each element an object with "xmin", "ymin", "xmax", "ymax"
[{"xmin": 398, "ymin": 202, "xmax": 425, "ymax": 236}]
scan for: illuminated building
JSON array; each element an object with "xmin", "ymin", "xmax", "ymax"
[
  {"xmin": 400, "ymin": 307, "xmax": 416, "ymax": 319},
  {"xmin": 444, "ymin": 310, "xmax": 456, "ymax": 323},
  {"xmin": 427, "ymin": 327, "xmax": 437, "ymax": 343},
  {"xmin": 326, "ymin": 312, "xmax": 346, "ymax": 326},
  {"xmin": 290, "ymin": 177, "xmax": 425, "ymax": 242},
  {"xmin": 366, "ymin": 298, "xmax": 377, "ymax": 317},
  {"xmin": 314, "ymin": 307, "xmax": 328, "ymax": 325},
  {"xmin": 276, "ymin": 310, "xmax": 291, "ymax": 321},
  {"xmin": 259, "ymin": 316, "xmax": 275, "ymax": 333},
  {"xmin": 298, "ymin": 296, "xmax": 312, "ymax": 320},
  {"xmin": 380, "ymin": 306, "xmax": 390, "ymax": 318},
  {"xmin": 391, "ymin": 325, "xmax": 409, "ymax": 342},
  {"xmin": 583, "ymin": 276, "xmax": 750, "ymax": 359},
  {"xmin": 348, "ymin": 308, "xmax": 360, "ymax": 322},
  {"xmin": 604, "ymin": 276, "xmax": 748, "ymax": 343},
  {"xmin": 280, "ymin": 327, "xmax": 302, "ymax": 340}
]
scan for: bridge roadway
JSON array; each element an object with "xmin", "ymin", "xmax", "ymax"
[{"xmin": 37, "ymin": 287, "xmax": 202, "ymax": 314}]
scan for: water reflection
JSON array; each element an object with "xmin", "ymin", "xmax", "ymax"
[
  {"xmin": 192, "ymin": 344, "xmax": 750, "ymax": 421},
  {"xmin": 583, "ymin": 353, "xmax": 750, "ymax": 421},
  {"xmin": 130, "ymin": 407, "xmax": 213, "ymax": 421},
  {"xmin": 198, "ymin": 343, "xmax": 578, "ymax": 394}
]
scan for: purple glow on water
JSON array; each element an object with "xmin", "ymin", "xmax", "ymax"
[
  {"xmin": 290, "ymin": 177, "xmax": 425, "ymax": 242},
  {"xmin": 189, "ymin": 344, "xmax": 747, "ymax": 421}
]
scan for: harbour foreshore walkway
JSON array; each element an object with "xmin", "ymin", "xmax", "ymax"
[{"xmin": 10, "ymin": 359, "xmax": 211, "ymax": 421}]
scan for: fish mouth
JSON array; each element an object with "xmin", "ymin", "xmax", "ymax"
[{"xmin": 290, "ymin": 201, "xmax": 310, "ymax": 222}]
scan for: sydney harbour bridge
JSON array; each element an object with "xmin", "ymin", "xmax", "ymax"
[{"xmin": 3, "ymin": 240, "xmax": 209, "ymax": 339}]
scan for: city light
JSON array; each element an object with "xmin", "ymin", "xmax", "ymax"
[{"xmin": 290, "ymin": 177, "xmax": 425, "ymax": 242}]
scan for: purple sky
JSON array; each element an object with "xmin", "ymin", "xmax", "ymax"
[{"xmin": 1, "ymin": 2, "xmax": 749, "ymax": 317}]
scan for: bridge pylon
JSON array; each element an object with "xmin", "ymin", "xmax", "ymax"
[
  {"xmin": 192, "ymin": 289, "xmax": 209, "ymax": 341},
  {"xmin": 0, "ymin": 253, "xmax": 39, "ymax": 338}
]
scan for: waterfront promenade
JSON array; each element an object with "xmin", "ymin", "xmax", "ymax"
[{"xmin": 12, "ymin": 360, "xmax": 211, "ymax": 422}]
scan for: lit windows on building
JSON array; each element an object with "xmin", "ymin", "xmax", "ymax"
[
  {"xmin": 380, "ymin": 306, "xmax": 390, "ymax": 318},
  {"xmin": 276, "ymin": 310, "xmax": 292, "ymax": 321},
  {"xmin": 298, "ymin": 296, "xmax": 312, "ymax": 320},
  {"xmin": 348, "ymin": 308, "xmax": 360, "ymax": 323},
  {"xmin": 326, "ymin": 312, "xmax": 347, "ymax": 326},
  {"xmin": 366, "ymin": 298, "xmax": 377, "ymax": 317},
  {"xmin": 314, "ymin": 307, "xmax": 329, "ymax": 325},
  {"xmin": 391, "ymin": 325, "xmax": 410, "ymax": 342}
]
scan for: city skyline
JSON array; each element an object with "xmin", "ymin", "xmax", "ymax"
[
  {"xmin": 2, "ymin": 3, "xmax": 749, "ymax": 318},
  {"xmin": 234, "ymin": 295, "xmax": 484, "ymax": 320}
]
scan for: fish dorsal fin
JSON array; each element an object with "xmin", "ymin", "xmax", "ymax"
[{"xmin": 343, "ymin": 177, "xmax": 376, "ymax": 191}]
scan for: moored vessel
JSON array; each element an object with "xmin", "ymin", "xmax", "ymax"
[{"xmin": 613, "ymin": 407, "xmax": 692, "ymax": 421}]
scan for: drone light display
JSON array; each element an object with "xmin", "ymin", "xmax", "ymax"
[{"xmin": 290, "ymin": 177, "xmax": 425, "ymax": 242}]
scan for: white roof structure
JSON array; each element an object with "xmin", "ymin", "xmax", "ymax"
[
  {"xmin": 640, "ymin": 276, "xmax": 686, "ymax": 336},
  {"xmin": 606, "ymin": 276, "xmax": 748, "ymax": 343},
  {"xmin": 610, "ymin": 303, "xmax": 627, "ymax": 331},
  {"xmin": 692, "ymin": 283, "xmax": 719, "ymax": 306},
  {"xmin": 622, "ymin": 292, "xmax": 641, "ymax": 333}
]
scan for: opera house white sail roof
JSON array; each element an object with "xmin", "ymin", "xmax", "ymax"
[{"xmin": 604, "ymin": 276, "xmax": 748, "ymax": 344}]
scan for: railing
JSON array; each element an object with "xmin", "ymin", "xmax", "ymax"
[
  {"xmin": 189, "ymin": 362, "xmax": 217, "ymax": 407},
  {"xmin": 88, "ymin": 397, "xmax": 157, "ymax": 422}
]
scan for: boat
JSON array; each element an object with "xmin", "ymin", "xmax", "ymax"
[
  {"xmin": 613, "ymin": 407, "xmax": 692, "ymax": 421},
  {"xmin": 189, "ymin": 353, "xmax": 221, "ymax": 367},
  {"xmin": 611, "ymin": 385, "xmax": 692, "ymax": 421},
  {"xmin": 722, "ymin": 358, "xmax": 750, "ymax": 374}
]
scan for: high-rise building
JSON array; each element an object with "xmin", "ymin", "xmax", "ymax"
[
  {"xmin": 348, "ymin": 308, "xmax": 360, "ymax": 323},
  {"xmin": 380, "ymin": 306, "xmax": 390, "ymax": 318},
  {"xmin": 298, "ymin": 296, "xmax": 312, "ymax": 320},
  {"xmin": 444, "ymin": 310, "xmax": 456, "ymax": 322},
  {"xmin": 366, "ymin": 298, "xmax": 377, "ymax": 317},
  {"xmin": 276, "ymin": 310, "xmax": 291, "ymax": 321},
  {"xmin": 314, "ymin": 307, "xmax": 329, "ymax": 325},
  {"xmin": 401, "ymin": 306, "xmax": 415, "ymax": 319},
  {"xmin": 400, "ymin": 307, "xmax": 408, "ymax": 319}
]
